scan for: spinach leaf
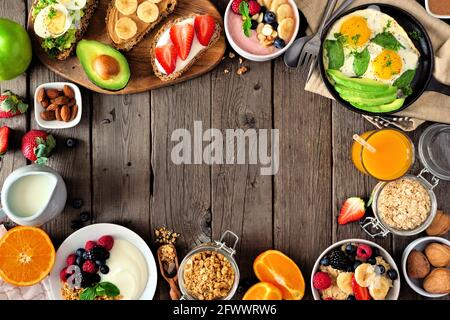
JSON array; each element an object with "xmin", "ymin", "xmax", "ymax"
[
  {"xmin": 98, "ymin": 282, "xmax": 120, "ymax": 297},
  {"xmin": 324, "ymin": 39, "xmax": 344, "ymax": 70},
  {"xmin": 393, "ymin": 69, "xmax": 416, "ymax": 96},
  {"xmin": 80, "ymin": 287, "xmax": 96, "ymax": 300},
  {"xmin": 353, "ymin": 47, "xmax": 370, "ymax": 76},
  {"xmin": 334, "ymin": 32, "xmax": 348, "ymax": 45},
  {"xmin": 371, "ymin": 32, "xmax": 405, "ymax": 51}
]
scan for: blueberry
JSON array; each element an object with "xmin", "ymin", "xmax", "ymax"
[
  {"xmin": 345, "ymin": 244, "xmax": 356, "ymax": 254},
  {"xmin": 75, "ymin": 256, "xmax": 85, "ymax": 267},
  {"xmin": 80, "ymin": 211, "xmax": 91, "ymax": 222},
  {"xmin": 65, "ymin": 138, "xmax": 77, "ymax": 148},
  {"xmin": 91, "ymin": 273, "xmax": 101, "ymax": 284},
  {"xmin": 387, "ymin": 269, "xmax": 398, "ymax": 280},
  {"xmin": 346, "ymin": 254, "xmax": 355, "ymax": 263},
  {"xmin": 76, "ymin": 248, "xmax": 85, "ymax": 257},
  {"xmin": 100, "ymin": 265, "xmax": 109, "ymax": 275},
  {"xmin": 95, "ymin": 259, "xmax": 106, "ymax": 267},
  {"xmin": 320, "ymin": 256, "xmax": 330, "ymax": 266},
  {"xmin": 347, "ymin": 295, "xmax": 355, "ymax": 300},
  {"xmin": 263, "ymin": 11, "xmax": 277, "ymax": 24},
  {"xmin": 371, "ymin": 247, "xmax": 379, "ymax": 257},
  {"xmin": 375, "ymin": 264, "xmax": 385, "ymax": 274},
  {"xmin": 250, "ymin": 19, "xmax": 258, "ymax": 30},
  {"xmin": 104, "ymin": 251, "xmax": 110, "ymax": 260},
  {"xmin": 274, "ymin": 37, "xmax": 285, "ymax": 49},
  {"xmin": 353, "ymin": 261, "xmax": 362, "ymax": 270},
  {"xmin": 367, "ymin": 257, "xmax": 376, "ymax": 265},
  {"xmin": 270, "ymin": 22, "xmax": 278, "ymax": 30},
  {"xmin": 260, "ymin": 6, "xmax": 267, "ymax": 13},
  {"xmin": 72, "ymin": 198, "xmax": 84, "ymax": 209}
]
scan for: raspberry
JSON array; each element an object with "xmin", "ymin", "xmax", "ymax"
[
  {"xmin": 85, "ymin": 240, "xmax": 97, "ymax": 251},
  {"xmin": 66, "ymin": 254, "xmax": 77, "ymax": 266},
  {"xmin": 356, "ymin": 244, "xmax": 372, "ymax": 261},
  {"xmin": 60, "ymin": 267, "xmax": 68, "ymax": 282},
  {"xmin": 231, "ymin": 0, "xmax": 244, "ymax": 14},
  {"xmin": 324, "ymin": 297, "xmax": 333, "ymax": 300},
  {"xmin": 82, "ymin": 260, "xmax": 98, "ymax": 273},
  {"xmin": 248, "ymin": 0, "xmax": 261, "ymax": 15},
  {"xmin": 98, "ymin": 235, "xmax": 114, "ymax": 251},
  {"xmin": 313, "ymin": 272, "xmax": 332, "ymax": 290}
]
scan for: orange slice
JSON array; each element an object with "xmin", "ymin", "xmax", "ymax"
[
  {"xmin": 243, "ymin": 282, "xmax": 283, "ymax": 300},
  {"xmin": 254, "ymin": 250, "xmax": 305, "ymax": 300},
  {"xmin": 0, "ymin": 226, "xmax": 55, "ymax": 286}
]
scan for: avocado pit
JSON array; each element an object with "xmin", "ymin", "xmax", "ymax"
[{"xmin": 92, "ymin": 55, "xmax": 121, "ymax": 80}]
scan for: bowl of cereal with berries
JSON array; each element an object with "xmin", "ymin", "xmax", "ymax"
[
  {"xmin": 311, "ymin": 239, "xmax": 400, "ymax": 300},
  {"xmin": 225, "ymin": 0, "xmax": 300, "ymax": 61}
]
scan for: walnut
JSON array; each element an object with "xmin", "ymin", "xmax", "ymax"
[
  {"xmin": 424, "ymin": 243, "xmax": 450, "ymax": 267},
  {"xmin": 426, "ymin": 210, "xmax": 450, "ymax": 236},
  {"xmin": 407, "ymin": 249, "xmax": 430, "ymax": 279},
  {"xmin": 423, "ymin": 268, "xmax": 450, "ymax": 294}
]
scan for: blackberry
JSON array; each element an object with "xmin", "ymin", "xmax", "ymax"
[
  {"xmin": 329, "ymin": 249, "xmax": 350, "ymax": 271},
  {"xmin": 88, "ymin": 246, "xmax": 108, "ymax": 261}
]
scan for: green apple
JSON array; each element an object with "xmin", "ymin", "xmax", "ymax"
[{"xmin": 0, "ymin": 18, "xmax": 32, "ymax": 81}]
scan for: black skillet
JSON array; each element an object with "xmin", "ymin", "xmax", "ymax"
[{"xmin": 318, "ymin": 3, "xmax": 450, "ymax": 116}]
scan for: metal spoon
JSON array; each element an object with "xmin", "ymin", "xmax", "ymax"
[{"xmin": 284, "ymin": 0, "xmax": 354, "ymax": 68}]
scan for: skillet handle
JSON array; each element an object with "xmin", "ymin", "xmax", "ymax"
[{"xmin": 426, "ymin": 76, "xmax": 450, "ymax": 96}]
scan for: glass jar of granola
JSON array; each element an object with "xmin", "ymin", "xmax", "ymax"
[
  {"xmin": 177, "ymin": 230, "xmax": 240, "ymax": 300},
  {"xmin": 361, "ymin": 124, "xmax": 450, "ymax": 237}
]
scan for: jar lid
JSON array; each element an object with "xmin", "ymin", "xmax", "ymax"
[{"xmin": 418, "ymin": 124, "xmax": 450, "ymax": 181}]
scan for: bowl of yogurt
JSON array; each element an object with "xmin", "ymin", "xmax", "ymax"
[
  {"xmin": 49, "ymin": 223, "xmax": 157, "ymax": 300},
  {"xmin": 225, "ymin": 0, "xmax": 300, "ymax": 61}
]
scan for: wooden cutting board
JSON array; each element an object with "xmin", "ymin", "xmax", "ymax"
[{"xmin": 27, "ymin": 0, "xmax": 226, "ymax": 95}]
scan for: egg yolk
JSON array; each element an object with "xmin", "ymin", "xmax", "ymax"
[
  {"xmin": 373, "ymin": 49, "xmax": 403, "ymax": 80},
  {"xmin": 45, "ymin": 10, "xmax": 66, "ymax": 35},
  {"xmin": 340, "ymin": 16, "xmax": 371, "ymax": 47}
]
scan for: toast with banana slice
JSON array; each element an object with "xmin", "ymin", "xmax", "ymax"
[
  {"xmin": 150, "ymin": 15, "xmax": 221, "ymax": 81},
  {"xmin": 106, "ymin": 0, "xmax": 177, "ymax": 51}
]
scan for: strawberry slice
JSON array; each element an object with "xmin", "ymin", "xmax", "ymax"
[
  {"xmin": 170, "ymin": 23, "xmax": 194, "ymax": 60},
  {"xmin": 352, "ymin": 275, "xmax": 371, "ymax": 300},
  {"xmin": 338, "ymin": 197, "xmax": 366, "ymax": 225},
  {"xmin": 0, "ymin": 126, "xmax": 11, "ymax": 156},
  {"xmin": 194, "ymin": 15, "xmax": 216, "ymax": 46},
  {"xmin": 155, "ymin": 44, "xmax": 178, "ymax": 75}
]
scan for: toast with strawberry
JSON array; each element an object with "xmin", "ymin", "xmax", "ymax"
[{"xmin": 150, "ymin": 14, "xmax": 222, "ymax": 81}]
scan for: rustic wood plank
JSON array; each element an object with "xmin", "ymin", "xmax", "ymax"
[
  {"xmin": 0, "ymin": 0, "xmax": 28, "ymax": 228},
  {"xmin": 150, "ymin": 75, "xmax": 212, "ymax": 299},
  {"xmin": 274, "ymin": 64, "xmax": 332, "ymax": 300}
]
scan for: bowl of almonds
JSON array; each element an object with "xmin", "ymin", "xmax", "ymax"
[{"xmin": 34, "ymin": 82, "xmax": 82, "ymax": 129}]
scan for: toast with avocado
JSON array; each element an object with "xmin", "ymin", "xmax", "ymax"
[
  {"xmin": 150, "ymin": 15, "xmax": 221, "ymax": 81},
  {"xmin": 106, "ymin": 0, "xmax": 177, "ymax": 51},
  {"xmin": 30, "ymin": 0, "xmax": 98, "ymax": 60}
]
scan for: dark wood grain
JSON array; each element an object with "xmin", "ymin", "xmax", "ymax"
[{"xmin": 27, "ymin": 0, "xmax": 226, "ymax": 94}]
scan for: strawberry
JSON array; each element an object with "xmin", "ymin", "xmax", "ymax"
[
  {"xmin": 170, "ymin": 23, "xmax": 195, "ymax": 60},
  {"xmin": 338, "ymin": 197, "xmax": 366, "ymax": 225},
  {"xmin": 231, "ymin": 0, "xmax": 244, "ymax": 14},
  {"xmin": 155, "ymin": 44, "xmax": 178, "ymax": 75},
  {"xmin": 0, "ymin": 90, "xmax": 28, "ymax": 118},
  {"xmin": 352, "ymin": 275, "xmax": 371, "ymax": 300},
  {"xmin": 0, "ymin": 126, "xmax": 11, "ymax": 156},
  {"xmin": 194, "ymin": 15, "xmax": 216, "ymax": 46},
  {"xmin": 21, "ymin": 130, "xmax": 56, "ymax": 164}
]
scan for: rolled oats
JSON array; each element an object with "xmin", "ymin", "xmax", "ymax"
[
  {"xmin": 183, "ymin": 250, "xmax": 235, "ymax": 300},
  {"xmin": 378, "ymin": 178, "xmax": 431, "ymax": 230}
]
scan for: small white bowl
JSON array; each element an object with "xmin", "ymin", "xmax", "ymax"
[
  {"xmin": 311, "ymin": 239, "xmax": 401, "ymax": 300},
  {"xmin": 425, "ymin": 0, "xmax": 450, "ymax": 19},
  {"xmin": 401, "ymin": 236, "xmax": 450, "ymax": 298},
  {"xmin": 34, "ymin": 82, "xmax": 82, "ymax": 129},
  {"xmin": 224, "ymin": 0, "xmax": 300, "ymax": 62}
]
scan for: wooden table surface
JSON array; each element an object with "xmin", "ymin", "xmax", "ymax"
[{"xmin": 1, "ymin": 0, "xmax": 449, "ymax": 300}]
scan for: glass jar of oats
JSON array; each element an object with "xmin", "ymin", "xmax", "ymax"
[
  {"xmin": 177, "ymin": 230, "xmax": 240, "ymax": 300},
  {"xmin": 361, "ymin": 124, "xmax": 450, "ymax": 237}
]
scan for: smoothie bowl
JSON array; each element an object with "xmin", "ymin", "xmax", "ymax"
[{"xmin": 225, "ymin": 0, "xmax": 299, "ymax": 61}]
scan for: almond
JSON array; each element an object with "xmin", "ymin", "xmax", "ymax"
[
  {"xmin": 63, "ymin": 85, "xmax": 74, "ymax": 99},
  {"xmin": 37, "ymin": 88, "xmax": 46, "ymax": 102},
  {"xmin": 40, "ymin": 110, "xmax": 56, "ymax": 121},
  {"xmin": 67, "ymin": 98, "xmax": 76, "ymax": 107},
  {"xmin": 55, "ymin": 107, "xmax": 63, "ymax": 121},
  {"xmin": 46, "ymin": 104, "xmax": 59, "ymax": 111},
  {"xmin": 41, "ymin": 99, "xmax": 50, "ymax": 108},
  {"xmin": 46, "ymin": 89, "xmax": 60, "ymax": 99},
  {"xmin": 70, "ymin": 104, "xmax": 78, "ymax": 121},
  {"xmin": 51, "ymin": 96, "xmax": 70, "ymax": 105},
  {"xmin": 61, "ymin": 105, "xmax": 71, "ymax": 122}
]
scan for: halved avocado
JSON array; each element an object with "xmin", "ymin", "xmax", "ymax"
[
  {"xmin": 334, "ymin": 84, "xmax": 397, "ymax": 99},
  {"xmin": 339, "ymin": 92, "xmax": 397, "ymax": 107},
  {"xmin": 76, "ymin": 40, "xmax": 130, "ymax": 91},
  {"xmin": 350, "ymin": 98, "xmax": 405, "ymax": 113},
  {"xmin": 327, "ymin": 69, "xmax": 390, "ymax": 92}
]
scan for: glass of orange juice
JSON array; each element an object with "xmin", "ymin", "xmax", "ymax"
[{"xmin": 351, "ymin": 129, "xmax": 414, "ymax": 181}]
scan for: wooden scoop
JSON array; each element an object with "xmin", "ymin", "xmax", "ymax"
[{"xmin": 157, "ymin": 244, "xmax": 181, "ymax": 300}]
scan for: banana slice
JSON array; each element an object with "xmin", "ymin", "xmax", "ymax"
[
  {"xmin": 115, "ymin": 17, "xmax": 137, "ymax": 40},
  {"xmin": 277, "ymin": 18, "xmax": 295, "ymax": 41},
  {"xmin": 277, "ymin": 4, "xmax": 294, "ymax": 22},
  {"xmin": 337, "ymin": 272, "xmax": 354, "ymax": 294},
  {"xmin": 354, "ymin": 263, "xmax": 375, "ymax": 288},
  {"xmin": 263, "ymin": 0, "xmax": 273, "ymax": 9},
  {"xmin": 270, "ymin": 0, "xmax": 288, "ymax": 12},
  {"xmin": 147, "ymin": 0, "xmax": 162, "ymax": 3},
  {"xmin": 115, "ymin": 0, "xmax": 138, "ymax": 15},
  {"xmin": 369, "ymin": 277, "xmax": 391, "ymax": 300},
  {"xmin": 137, "ymin": 1, "xmax": 159, "ymax": 23}
]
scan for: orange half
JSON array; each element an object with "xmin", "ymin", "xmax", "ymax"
[
  {"xmin": 0, "ymin": 226, "xmax": 55, "ymax": 286},
  {"xmin": 243, "ymin": 282, "xmax": 283, "ymax": 300},
  {"xmin": 254, "ymin": 250, "xmax": 305, "ymax": 300}
]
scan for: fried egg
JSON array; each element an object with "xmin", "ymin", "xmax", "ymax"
[
  {"xmin": 57, "ymin": 0, "xmax": 87, "ymax": 11},
  {"xmin": 34, "ymin": 4, "xmax": 72, "ymax": 38},
  {"xmin": 325, "ymin": 8, "xmax": 420, "ymax": 84}
]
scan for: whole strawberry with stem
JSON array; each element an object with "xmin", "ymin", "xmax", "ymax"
[
  {"xmin": 21, "ymin": 130, "xmax": 56, "ymax": 165},
  {"xmin": 0, "ymin": 90, "xmax": 28, "ymax": 118}
]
